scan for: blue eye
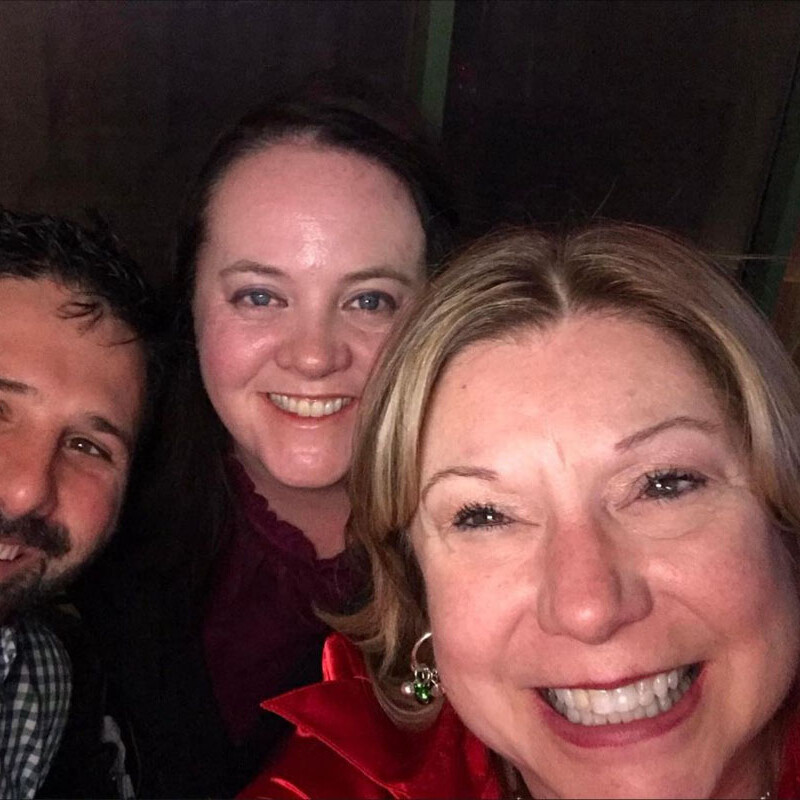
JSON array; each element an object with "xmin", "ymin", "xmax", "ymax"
[
  {"xmin": 349, "ymin": 292, "xmax": 397, "ymax": 312},
  {"xmin": 453, "ymin": 503, "xmax": 509, "ymax": 530},
  {"xmin": 642, "ymin": 469, "xmax": 707, "ymax": 501},
  {"xmin": 244, "ymin": 290, "xmax": 273, "ymax": 307},
  {"xmin": 231, "ymin": 288, "xmax": 284, "ymax": 308}
]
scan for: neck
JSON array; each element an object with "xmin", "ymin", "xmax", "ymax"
[{"xmin": 239, "ymin": 457, "xmax": 350, "ymax": 559}]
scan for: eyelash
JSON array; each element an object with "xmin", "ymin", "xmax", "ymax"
[
  {"xmin": 229, "ymin": 289, "xmax": 398, "ymax": 313},
  {"xmin": 346, "ymin": 291, "xmax": 397, "ymax": 313},
  {"xmin": 453, "ymin": 503, "xmax": 510, "ymax": 530},
  {"xmin": 66, "ymin": 437, "xmax": 112, "ymax": 463},
  {"xmin": 451, "ymin": 469, "xmax": 705, "ymax": 529},
  {"xmin": 640, "ymin": 468, "xmax": 707, "ymax": 501},
  {"xmin": 231, "ymin": 289, "xmax": 283, "ymax": 308}
]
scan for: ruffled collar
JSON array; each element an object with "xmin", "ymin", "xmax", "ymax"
[
  {"xmin": 260, "ymin": 633, "xmax": 502, "ymax": 798},
  {"xmin": 226, "ymin": 456, "xmax": 345, "ymax": 570}
]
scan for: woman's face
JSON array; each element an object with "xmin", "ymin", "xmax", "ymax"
[
  {"xmin": 411, "ymin": 314, "xmax": 800, "ymax": 799},
  {"xmin": 193, "ymin": 141, "xmax": 425, "ymax": 491}
]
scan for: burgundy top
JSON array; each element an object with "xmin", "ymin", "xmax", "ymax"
[{"xmin": 202, "ymin": 458, "xmax": 356, "ymax": 744}]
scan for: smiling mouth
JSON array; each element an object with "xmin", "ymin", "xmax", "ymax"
[
  {"xmin": 541, "ymin": 663, "xmax": 701, "ymax": 726},
  {"xmin": 268, "ymin": 394, "xmax": 353, "ymax": 418}
]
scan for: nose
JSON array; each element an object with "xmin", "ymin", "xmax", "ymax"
[
  {"xmin": 0, "ymin": 436, "xmax": 58, "ymax": 521},
  {"xmin": 275, "ymin": 313, "xmax": 352, "ymax": 380},
  {"xmin": 537, "ymin": 511, "xmax": 653, "ymax": 644}
]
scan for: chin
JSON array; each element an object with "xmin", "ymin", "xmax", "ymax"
[
  {"xmin": 524, "ymin": 770, "xmax": 716, "ymax": 800},
  {"xmin": 267, "ymin": 462, "xmax": 349, "ymax": 491}
]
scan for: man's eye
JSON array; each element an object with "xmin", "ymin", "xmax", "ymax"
[
  {"xmin": 453, "ymin": 503, "xmax": 509, "ymax": 530},
  {"xmin": 641, "ymin": 469, "xmax": 707, "ymax": 501},
  {"xmin": 348, "ymin": 291, "xmax": 397, "ymax": 312},
  {"xmin": 67, "ymin": 437, "xmax": 111, "ymax": 462}
]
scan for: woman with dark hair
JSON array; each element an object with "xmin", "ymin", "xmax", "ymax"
[{"xmin": 82, "ymin": 80, "xmax": 457, "ymax": 798}]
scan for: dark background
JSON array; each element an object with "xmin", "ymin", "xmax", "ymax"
[{"xmin": 2, "ymin": 0, "xmax": 800, "ymax": 338}]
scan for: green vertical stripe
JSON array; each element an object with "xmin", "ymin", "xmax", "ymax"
[{"xmin": 418, "ymin": 0, "xmax": 456, "ymax": 132}]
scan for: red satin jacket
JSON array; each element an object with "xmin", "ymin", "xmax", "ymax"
[{"xmin": 241, "ymin": 634, "xmax": 800, "ymax": 800}]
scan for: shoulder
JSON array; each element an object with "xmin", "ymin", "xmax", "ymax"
[
  {"xmin": 240, "ymin": 634, "xmax": 502, "ymax": 800},
  {"xmin": 0, "ymin": 614, "xmax": 72, "ymax": 800},
  {"xmin": 6, "ymin": 613, "xmax": 72, "ymax": 720}
]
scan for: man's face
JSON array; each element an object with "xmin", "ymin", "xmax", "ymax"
[{"xmin": 0, "ymin": 277, "xmax": 146, "ymax": 621}]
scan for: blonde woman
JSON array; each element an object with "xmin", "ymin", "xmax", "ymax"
[{"xmin": 243, "ymin": 223, "xmax": 800, "ymax": 799}]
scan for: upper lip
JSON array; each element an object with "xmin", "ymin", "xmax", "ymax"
[
  {"xmin": 265, "ymin": 392, "xmax": 356, "ymax": 399},
  {"xmin": 537, "ymin": 664, "xmax": 693, "ymax": 691}
]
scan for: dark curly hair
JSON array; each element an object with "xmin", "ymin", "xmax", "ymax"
[{"xmin": 0, "ymin": 208, "xmax": 162, "ymax": 427}]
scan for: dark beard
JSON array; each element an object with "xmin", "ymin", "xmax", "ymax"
[
  {"xmin": 0, "ymin": 513, "xmax": 71, "ymax": 557},
  {"xmin": 0, "ymin": 512, "xmax": 72, "ymax": 620}
]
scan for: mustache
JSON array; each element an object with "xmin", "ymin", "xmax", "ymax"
[{"xmin": 0, "ymin": 513, "xmax": 71, "ymax": 558}]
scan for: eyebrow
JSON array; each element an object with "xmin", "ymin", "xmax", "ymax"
[
  {"xmin": 219, "ymin": 261, "xmax": 283, "ymax": 279},
  {"xmin": 421, "ymin": 466, "xmax": 498, "ymax": 501},
  {"xmin": 0, "ymin": 377, "xmax": 35, "ymax": 395},
  {"xmin": 615, "ymin": 415, "xmax": 720, "ymax": 452},
  {"xmin": 219, "ymin": 260, "xmax": 417, "ymax": 287},
  {"xmin": 87, "ymin": 414, "xmax": 133, "ymax": 456},
  {"xmin": 341, "ymin": 267, "xmax": 418, "ymax": 287},
  {"xmin": 0, "ymin": 375, "xmax": 133, "ymax": 456}
]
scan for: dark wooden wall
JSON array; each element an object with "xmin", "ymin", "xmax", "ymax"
[
  {"xmin": 445, "ymin": 0, "xmax": 800, "ymax": 255},
  {"xmin": 0, "ymin": 0, "xmax": 420, "ymax": 282},
  {"xmin": 2, "ymin": 0, "xmax": 800, "ymax": 285}
]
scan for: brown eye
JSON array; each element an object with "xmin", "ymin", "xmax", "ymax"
[
  {"xmin": 642, "ymin": 470, "xmax": 706, "ymax": 500},
  {"xmin": 67, "ymin": 437, "xmax": 112, "ymax": 462},
  {"xmin": 453, "ymin": 503, "xmax": 509, "ymax": 530}
]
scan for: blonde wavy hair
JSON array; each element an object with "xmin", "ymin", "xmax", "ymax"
[{"xmin": 334, "ymin": 222, "xmax": 800, "ymax": 727}]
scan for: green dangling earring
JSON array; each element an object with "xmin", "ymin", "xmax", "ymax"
[{"xmin": 400, "ymin": 631, "xmax": 442, "ymax": 705}]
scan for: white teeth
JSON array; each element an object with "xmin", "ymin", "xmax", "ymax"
[
  {"xmin": 268, "ymin": 394, "xmax": 352, "ymax": 418},
  {"xmin": 545, "ymin": 665, "xmax": 697, "ymax": 727},
  {"xmin": 0, "ymin": 544, "xmax": 21, "ymax": 561},
  {"xmin": 572, "ymin": 689, "xmax": 590, "ymax": 710},
  {"xmin": 555, "ymin": 688, "xmax": 573, "ymax": 708},
  {"xmin": 635, "ymin": 678, "xmax": 655, "ymax": 706},
  {"xmin": 613, "ymin": 685, "xmax": 638, "ymax": 713},
  {"xmin": 589, "ymin": 690, "xmax": 614, "ymax": 715},
  {"xmin": 667, "ymin": 669, "xmax": 679, "ymax": 690}
]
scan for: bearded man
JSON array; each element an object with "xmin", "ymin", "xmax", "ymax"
[{"xmin": 0, "ymin": 209, "xmax": 158, "ymax": 798}]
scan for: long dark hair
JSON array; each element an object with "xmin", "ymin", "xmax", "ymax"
[{"xmin": 125, "ymin": 76, "xmax": 458, "ymax": 595}]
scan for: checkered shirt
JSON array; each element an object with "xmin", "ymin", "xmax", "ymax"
[{"xmin": 0, "ymin": 615, "xmax": 71, "ymax": 800}]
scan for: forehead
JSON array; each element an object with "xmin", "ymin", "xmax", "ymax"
[
  {"xmin": 422, "ymin": 315, "xmax": 725, "ymax": 462},
  {"xmin": 0, "ymin": 277, "xmax": 146, "ymax": 429},
  {"xmin": 198, "ymin": 141, "xmax": 425, "ymax": 270}
]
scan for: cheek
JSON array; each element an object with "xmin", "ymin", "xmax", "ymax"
[
  {"xmin": 62, "ymin": 477, "xmax": 121, "ymax": 557},
  {"xmin": 349, "ymin": 327, "xmax": 393, "ymax": 380},
  {"xmin": 666, "ymin": 518, "xmax": 798, "ymax": 637},
  {"xmin": 196, "ymin": 316, "xmax": 272, "ymax": 397},
  {"xmin": 424, "ymin": 555, "xmax": 517, "ymax": 684}
]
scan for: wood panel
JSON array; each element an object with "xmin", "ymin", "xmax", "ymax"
[
  {"xmin": 0, "ymin": 0, "xmax": 419, "ymax": 283},
  {"xmin": 444, "ymin": 0, "xmax": 800, "ymax": 254}
]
